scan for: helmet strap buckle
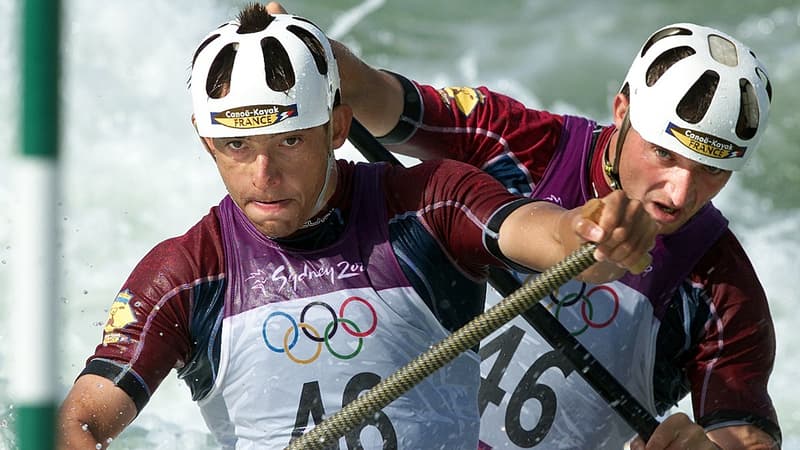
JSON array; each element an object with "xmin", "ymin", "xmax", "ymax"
[{"xmin": 604, "ymin": 111, "xmax": 630, "ymax": 191}]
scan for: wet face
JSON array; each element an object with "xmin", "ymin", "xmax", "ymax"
[
  {"xmin": 616, "ymin": 127, "xmax": 731, "ymax": 235},
  {"xmin": 200, "ymin": 105, "xmax": 351, "ymax": 238},
  {"xmin": 608, "ymin": 94, "xmax": 732, "ymax": 235},
  {"xmin": 205, "ymin": 126, "xmax": 332, "ymax": 238}
]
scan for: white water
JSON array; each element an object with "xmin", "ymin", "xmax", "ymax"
[{"xmin": 1, "ymin": 0, "xmax": 798, "ymax": 448}]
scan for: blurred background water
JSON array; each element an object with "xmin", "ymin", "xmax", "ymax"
[{"xmin": 0, "ymin": 0, "xmax": 798, "ymax": 448}]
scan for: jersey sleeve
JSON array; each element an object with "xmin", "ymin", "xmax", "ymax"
[
  {"xmin": 78, "ymin": 209, "xmax": 226, "ymax": 413},
  {"xmin": 382, "ymin": 159, "xmax": 535, "ymax": 279},
  {"xmin": 686, "ymin": 230, "xmax": 781, "ymax": 444},
  {"xmin": 378, "ymin": 71, "xmax": 563, "ymax": 184}
]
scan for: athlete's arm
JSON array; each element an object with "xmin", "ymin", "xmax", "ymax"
[
  {"xmin": 707, "ymin": 425, "xmax": 778, "ymax": 449},
  {"xmin": 389, "ymin": 160, "xmax": 654, "ymax": 282},
  {"xmin": 57, "ymin": 374, "xmax": 137, "ymax": 449},
  {"xmin": 266, "ymin": 2, "xmax": 403, "ymax": 137},
  {"xmin": 685, "ymin": 232, "xmax": 781, "ymax": 448},
  {"xmin": 497, "ymin": 190, "xmax": 656, "ymax": 282},
  {"xmin": 629, "ymin": 414, "xmax": 777, "ymax": 450},
  {"xmin": 57, "ymin": 212, "xmax": 223, "ymax": 448},
  {"xmin": 332, "ymin": 40, "xmax": 404, "ymax": 137},
  {"xmin": 630, "ymin": 231, "xmax": 781, "ymax": 450}
]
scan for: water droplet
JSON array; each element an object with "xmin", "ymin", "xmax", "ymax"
[{"xmin": 83, "ymin": 290, "xmax": 89, "ymax": 295}]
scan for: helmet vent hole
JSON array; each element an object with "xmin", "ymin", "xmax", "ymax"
[
  {"xmin": 756, "ymin": 67, "xmax": 773, "ymax": 102},
  {"xmin": 292, "ymin": 16, "xmax": 323, "ymax": 29},
  {"xmin": 646, "ymin": 46, "xmax": 695, "ymax": 87},
  {"xmin": 708, "ymin": 35, "xmax": 738, "ymax": 67},
  {"xmin": 676, "ymin": 70, "xmax": 719, "ymax": 124},
  {"xmin": 206, "ymin": 43, "xmax": 237, "ymax": 98},
  {"xmin": 736, "ymin": 79, "xmax": 759, "ymax": 140},
  {"xmin": 641, "ymin": 26, "xmax": 692, "ymax": 57},
  {"xmin": 261, "ymin": 37, "xmax": 295, "ymax": 92},
  {"xmin": 192, "ymin": 33, "xmax": 220, "ymax": 68},
  {"xmin": 288, "ymin": 25, "xmax": 329, "ymax": 76}
]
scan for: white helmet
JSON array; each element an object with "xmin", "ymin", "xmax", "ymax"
[
  {"xmin": 622, "ymin": 23, "xmax": 772, "ymax": 170},
  {"xmin": 190, "ymin": 13, "xmax": 340, "ymax": 138}
]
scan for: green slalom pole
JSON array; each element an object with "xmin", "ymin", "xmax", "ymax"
[{"xmin": 12, "ymin": 0, "xmax": 61, "ymax": 448}]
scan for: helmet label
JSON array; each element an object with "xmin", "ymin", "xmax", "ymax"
[
  {"xmin": 211, "ymin": 104, "xmax": 298, "ymax": 129},
  {"xmin": 666, "ymin": 123, "xmax": 747, "ymax": 160}
]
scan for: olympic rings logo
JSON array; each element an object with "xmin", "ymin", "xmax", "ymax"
[
  {"xmin": 262, "ymin": 296, "xmax": 378, "ymax": 364},
  {"xmin": 548, "ymin": 283, "xmax": 619, "ymax": 336}
]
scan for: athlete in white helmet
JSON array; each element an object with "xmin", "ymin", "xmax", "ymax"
[
  {"xmin": 57, "ymin": 4, "xmax": 657, "ymax": 449},
  {"xmin": 271, "ymin": 3, "xmax": 780, "ymax": 448}
]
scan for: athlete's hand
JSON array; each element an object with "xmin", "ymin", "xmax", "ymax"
[
  {"xmin": 629, "ymin": 413, "xmax": 721, "ymax": 450},
  {"xmin": 563, "ymin": 190, "xmax": 658, "ymax": 282},
  {"xmin": 266, "ymin": 2, "xmax": 288, "ymax": 14}
]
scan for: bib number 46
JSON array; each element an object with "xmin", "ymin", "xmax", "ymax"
[{"xmin": 479, "ymin": 325, "xmax": 574, "ymax": 447}]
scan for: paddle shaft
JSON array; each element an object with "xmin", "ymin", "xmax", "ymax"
[{"xmin": 348, "ymin": 118, "xmax": 659, "ymax": 441}]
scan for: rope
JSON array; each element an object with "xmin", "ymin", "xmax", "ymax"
[{"xmin": 285, "ymin": 243, "xmax": 597, "ymax": 450}]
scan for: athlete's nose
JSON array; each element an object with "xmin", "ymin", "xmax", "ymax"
[
  {"xmin": 665, "ymin": 166, "xmax": 694, "ymax": 209},
  {"xmin": 252, "ymin": 152, "xmax": 278, "ymax": 190}
]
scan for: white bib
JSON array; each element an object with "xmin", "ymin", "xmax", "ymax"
[{"xmin": 478, "ymin": 279, "xmax": 659, "ymax": 449}]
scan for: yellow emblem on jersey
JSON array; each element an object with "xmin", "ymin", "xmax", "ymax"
[
  {"xmin": 104, "ymin": 290, "xmax": 138, "ymax": 334},
  {"xmin": 437, "ymin": 87, "xmax": 485, "ymax": 116}
]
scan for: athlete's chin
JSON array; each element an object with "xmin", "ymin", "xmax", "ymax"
[
  {"xmin": 654, "ymin": 214, "xmax": 694, "ymax": 235},
  {"xmin": 255, "ymin": 220, "xmax": 301, "ymax": 239},
  {"xmin": 645, "ymin": 204, "xmax": 691, "ymax": 235},
  {"xmin": 244, "ymin": 203, "xmax": 303, "ymax": 237},
  {"xmin": 247, "ymin": 212, "xmax": 302, "ymax": 238}
]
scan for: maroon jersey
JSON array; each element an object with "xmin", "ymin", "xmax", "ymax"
[
  {"xmin": 378, "ymin": 74, "xmax": 780, "ymax": 444},
  {"xmin": 85, "ymin": 159, "xmax": 531, "ymax": 415}
]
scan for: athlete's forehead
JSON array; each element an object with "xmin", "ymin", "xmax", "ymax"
[{"xmin": 209, "ymin": 125, "xmax": 323, "ymax": 142}]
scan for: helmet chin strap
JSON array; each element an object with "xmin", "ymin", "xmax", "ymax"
[
  {"xmin": 300, "ymin": 121, "xmax": 336, "ymax": 229},
  {"xmin": 603, "ymin": 110, "xmax": 630, "ymax": 191}
]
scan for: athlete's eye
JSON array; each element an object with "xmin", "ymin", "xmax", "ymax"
[
  {"xmin": 282, "ymin": 136, "xmax": 303, "ymax": 147},
  {"xmin": 211, "ymin": 138, "xmax": 248, "ymax": 153},
  {"xmin": 654, "ymin": 147, "xmax": 671, "ymax": 159},
  {"xmin": 226, "ymin": 140, "xmax": 245, "ymax": 151},
  {"xmin": 703, "ymin": 165, "xmax": 725, "ymax": 176}
]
